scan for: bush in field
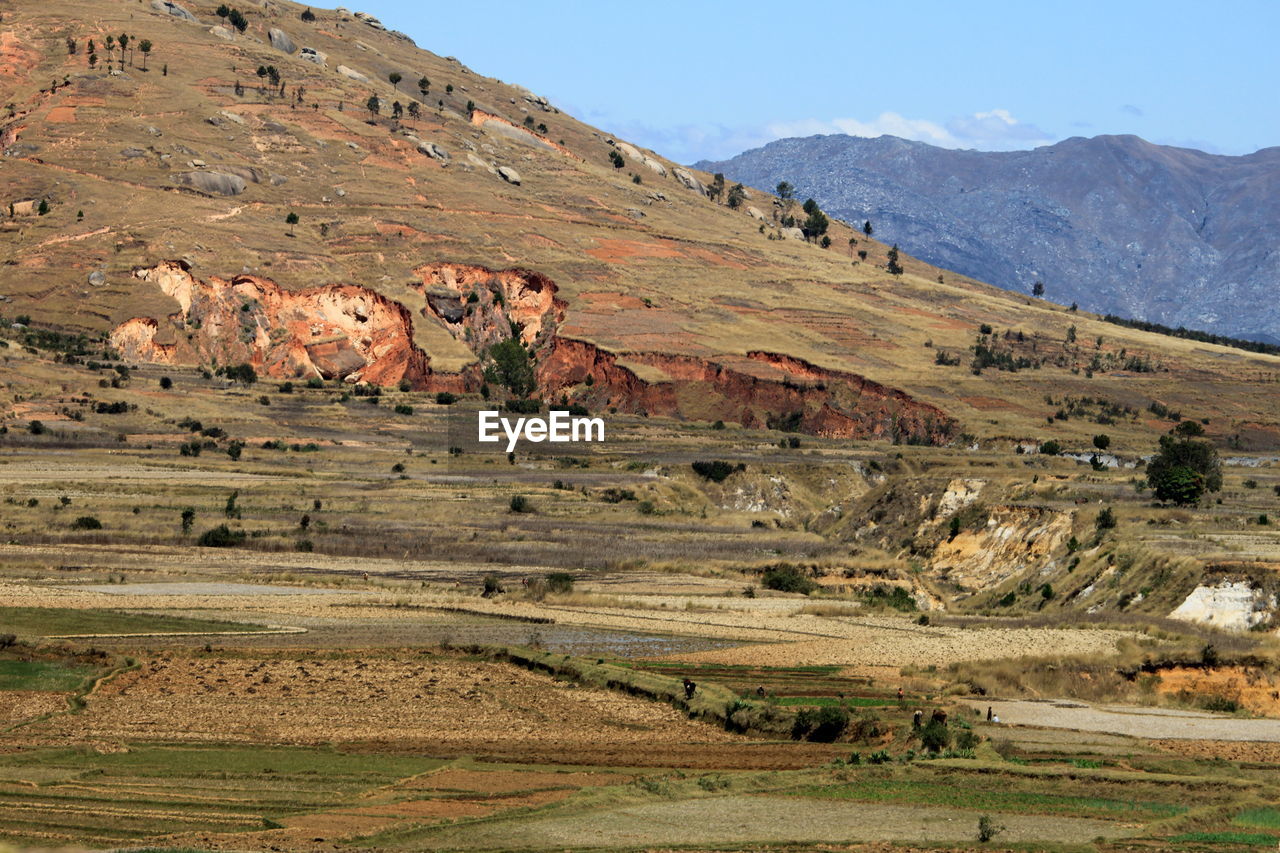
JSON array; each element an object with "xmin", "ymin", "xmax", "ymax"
[
  {"xmin": 197, "ymin": 524, "xmax": 245, "ymax": 547},
  {"xmin": 761, "ymin": 564, "xmax": 816, "ymax": 595},
  {"xmin": 546, "ymin": 572, "xmax": 574, "ymax": 594},
  {"xmin": 435, "ymin": 391, "xmax": 457, "ymax": 405},
  {"xmin": 691, "ymin": 460, "xmax": 741, "ymax": 482},
  {"xmin": 72, "ymin": 515, "xmax": 102, "ymax": 530},
  {"xmin": 977, "ymin": 815, "xmax": 1004, "ymax": 843},
  {"xmin": 920, "ymin": 718, "xmax": 951, "ymax": 752},
  {"xmin": 509, "ymin": 494, "xmax": 532, "ymax": 513},
  {"xmin": 792, "ymin": 706, "xmax": 848, "ymax": 742}
]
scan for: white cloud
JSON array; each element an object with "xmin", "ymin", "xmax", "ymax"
[{"xmin": 764, "ymin": 109, "xmax": 1054, "ymax": 152}]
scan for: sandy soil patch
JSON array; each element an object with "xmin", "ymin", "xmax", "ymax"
[
  {"xmin": 965, "ymin": 698, "xmax": 1280, "ymax": 741},
  {"xmin": 1156, "ymin": 665, "xmax": 1280, "ymax": 716}
]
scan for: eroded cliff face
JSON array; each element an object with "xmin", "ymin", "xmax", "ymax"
[
  {"xmin": 417, "ymin": 263, "xmax": 564, "ymax": 351},
  {"xmin": 116, "ymin": 260, "xmax": 955, "ymax": 443},
  {"xmin": 111, "ymin": 261, "xmax": 432, "ymax": 386}
]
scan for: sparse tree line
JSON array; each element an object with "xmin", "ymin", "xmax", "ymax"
[{"xmin": 71, "ymin": 33, "xmax": 155, "ymax": 73}]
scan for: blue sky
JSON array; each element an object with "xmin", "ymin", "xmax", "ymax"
[{"xmin": 352, "ymin": 0, "xmax": 1279, "ymax": 164}]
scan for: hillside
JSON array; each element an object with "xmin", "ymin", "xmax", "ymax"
[
  {"xmin": 4, "ymin": 0, "xmax": 1280, "ymax": 450},
  {"xmin": 698, "ymin": 134, "xmax": 1280, "ymax": 344}
]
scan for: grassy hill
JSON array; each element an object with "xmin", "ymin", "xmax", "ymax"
[{"xmin": 3, "ymin": 0, "xmax": 1280, "ymax": 450}]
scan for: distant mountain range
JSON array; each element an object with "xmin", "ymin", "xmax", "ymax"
[{"xmin": 698, "ymin": 134, "xmax": 1280, "ymax": 343}]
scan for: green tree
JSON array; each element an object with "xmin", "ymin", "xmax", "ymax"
[
  {"xmin": 391, "ymin": 100, "xmax": 403, "ymax": 119},
  {"xmin": 301, "ymin": 7, "xmax": 316, "ymax": 21},
  {"xmin": 180, "ymin": 507, "xmax": 195, "ymax": 534},
  {"xmin": 285, "ymin": 211, "xmax": 298, "ymax": 235},
  {"xmin": 486, "ymin": 339, "xmax": 536, "ymax": 398},
  {"xmin": 366, "ymin": 94, "xmax": 380, "ymax": 117},
  {"xmin": 216, "ymin": 4, "xmax": 230, "ymax": 18},
  {"xmin": 37, "ymin": 199, "xmax": 49, "ymax": 216},
  {"xmin": 1147, "ymin": 429, "xmax": 1222, "ymax": 505},
  {"xmin": 388, "ymin": 71, "xmax": 402, "ymax": 90},
  {"xmin": 727, "ymin": 182, "xmax": 746, "ymax": 209},
  {"xmin": 1092, "ymin": 433, "xmax": 1111, "ymax": 451},
  {"xmin": 117, "ymin": 33, "xmax": 129, "ymax": 68},
  {"xmin": 708, "ymin": 172, "xmax": 725, "ymax": 202},
  {"xmin": 886, "ymin": 244, "xmax": 903, "ymax": 275},
  {"xmin": 138, "ymin": 39, "xmax": 152, "ymax": 70},
  {"xmin": 863, "ymin": 220, "xmax": 873, "ymax": 236},
  {"xmin": 417, "ymin": 76, "xmax": 429, "ymax": 97},
  {"xmin": 1032, "ymin": 280, "xmax": 1045, "ymax": 297},
  {"xmin": 406, "ymin": 100, "xmax": 420, "ymax": 122}
]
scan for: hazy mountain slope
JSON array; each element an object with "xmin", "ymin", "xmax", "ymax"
[
  {"xmin": 698, "ymin": 134, "xmax": 1280, "ymax": 343},
  {"xmin": 3, "ymin": 0, "xmax": 1280, "ymax": 448}
]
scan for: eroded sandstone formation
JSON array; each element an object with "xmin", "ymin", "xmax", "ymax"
[
  {"xmin": 111, "ymin": 261, "xmax": 431, "ymax": 386},
  {"xmin": 116, "ymin": 260, "xmax": 956, "ymax": 443}
]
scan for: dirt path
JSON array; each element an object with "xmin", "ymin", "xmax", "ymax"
[{"xmin": 966, "ymin": 698, "xmax": 1280, "ymax": 741}]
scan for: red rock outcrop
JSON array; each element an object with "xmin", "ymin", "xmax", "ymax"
[
  {"xmin": 111, "ymin": 261, "xmax": 432, "ymax": 386},
  {"xmin": 115, "ymin": 260, "xmax": 955, "ymax": 443}
]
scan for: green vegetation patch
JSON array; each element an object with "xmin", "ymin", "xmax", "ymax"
[
  {"xmin": 0, "ymin": 607, "xmax": 265, "ymax": 637},
  {"xmin": 1169, "ymin": 831, "xmax": 1279, "ymax": 846},
  {"xmin": 1234, "ymin": 807, "xmax": 1280, "ymax": 830},
  {"xmin": 774, "ymin": 695, "xmax": 893, "ymax": 708},
  {"xmin": 0, "ymin": 659, "xmax": 96, "ymax": 691},
  {"xmin": 797, "ymin": 776, "xmax": 1186, "ymax": 820}
]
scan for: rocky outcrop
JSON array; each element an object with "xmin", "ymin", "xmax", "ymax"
[
  {"xmin": 111, "ymin": 261, "xmax": 433, "ymax": 386},
  {"xmin": 674, "ymin": 168, "xmax": 707, "ymax": 196},
  {"xmin": 174, "ymin": 171, "xmax": 246, "ymax": 196},
  {"xmin": 268, "ymin": 27, "xmax": 297, "ymax": 54},
  {"xmin": 497, "ymin": 165, "xmax": 521, "ymax": 185},
  {"xmin": 336, "ymin": 65, "xmax": 370, "ymax": 83},
  {"xmin": 299, "ymin": 47, "xmax": 327, "ymax": 66},
  {"xmin": 417, "ymin": 141, "xmax": 449, "ymax": 162},
  {"xmin": 417, "ymin": 263, "xmax": 564, "ymax": 351},
  {"xmin": 151, "ymin": 0, "xmax": 198, "ymax": 22},
  {"xmin": 1170, "ymin": 580, "xmax": 1276, "ymax": 632},
  {"xmin": 928, "ymin": 505, "xmax": 1073, "ymax": 592},
  {"xmin": 469, "ymin": 110, "xmax": 577, "ymax": 159},
  {"xmin": 116, "ymin": 260, "xmax": 954, "ymax": 442}
]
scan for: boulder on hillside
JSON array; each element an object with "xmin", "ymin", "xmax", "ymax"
[
  {"xmin": 209, "ymin": 25, "xmax": 233, "ymax": 40},
  {"xmin": 782, "ymin": 226, "xmax": 805, "ymax": 241},
  {"xmin": 417, "ymin": 142, "xmax": 449, "ymax": 162},
  {"xmin": 299, "ymin": 47, "xmax": 327, "ymax": 66},
  {"xmin": 425, "ymin": 291, "xmax": 464, "ymax": 323},
  {"xmin": 746, "ymin": 206, "xmax": 766, "ymax": 221},
  {"xmin": 497, "ymin": 165, "xmax": 522, "ymax": 185},
  {"xmin": 152, "ymin": 0, "xmax": 198, "ymax": 21},
  {"xmin": 175, "ymin": 171, "xmax": 246, "ymax": 196},
  {"xmin": 336, "ymin": 65, "xmax": 369, "ymax": 83},
  {"xmin": 268, "ymin": 27, "xmax": 297, "ymax": 54},
  {"xmin": 674, "ymin": 168, "xmax": 707, "ymax": 196}
]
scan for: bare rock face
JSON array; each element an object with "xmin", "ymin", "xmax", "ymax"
[
  {"xmin": 112, "ymin": 261, "xmax": 433, "ymax": 387},
  {"xmin": 151, "ymin": 0, "xmax": 198, "ymax": 22},
  {"xmin": 673, "ymin": 168, "xmax": 707, "ymax": 196},
  {"xmin": 299, "ymin": 47, "xmax": 327, "ymax": 66},
  {"xmin": 336, "ymin": 65, "xmax": 369, "ymax": 83},
  {"xmin": 416, "ymin": 142, "xmax": 449, "ymax": 162},
  {"xmin": 174, "ymin": 171, "xmax": 246, "ymax": 196},
  {"xmin": 268, "ymin": 27, "xmax": 297, "ymax": 54},
  {"xmin": 1170, "ymin": 580, "xmax": 1277, "ymax": 631}
]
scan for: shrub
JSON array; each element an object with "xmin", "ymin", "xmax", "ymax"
[
  {"xmin": 435, "ymin": 391, "xmax": 457, "ymax": 405},
  {"xmin": 546, "ymin": 572, "xmax": 574, "ymax": 594},
  {"xmin": 72, "ymin": 515, "xmax": 102, "ymax": 530},
  {"xmin": 509, "ymin": 494, "xmax": 532, "ymax": 513},
  {"xmin": 482, "ymin": 574, "xmax": 503, "ymax": 596},
  {"xmin": 159, "ymin": 376, "xmax": 173, "ymax": 389},
  {"xmin": 197, "ymin": 525, "xmax": 245, "ymax": 547},
  {"xmin": 792, "ymin": 706, "xmax": 849, "ymax": 742},
  {"xmin": 977, "ymin": 815, "xmax": 1004, "ymax": 843},
  {"xmin": 1039, "ymin": 439, "xmax": 1062, "ymax": 455},
  {"xmin": 860, "ymin": 584, "xmax": 917, "ymax": 612},
  {"xmin": 761, "ymin": 564, "xmax": 816, "ymax": 595},
  {"xmin": 920, "ymin": 718, "xmax": 951, "ymax": 752},
  {"xmin": 28, "ymin": 420, "xmax": 45, "ymax": 435},
  {"xmin": 393, "ymin": 404, "xmax": 414, "ymax": 415},
  {"xmin": 691, "ymin": 460, "xmax": 741, "ymax": 482},
  {"xmin": 1093, "ymin": 433, "xmax": 1111, "ymax": 450},
  {"xmin": 1096, "ymin": 507, "xmax": 1116, "ymax": 530},
  {"xmin": 504, "ymin": 398, "xmax": 541, "ymax": 414}
]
